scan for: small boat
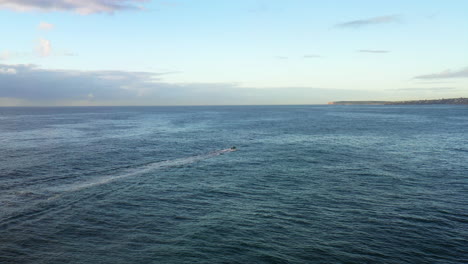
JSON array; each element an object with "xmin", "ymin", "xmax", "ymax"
[{"xmin": 230, "ymin": 146, "xmax": 237, "ymax": 151}]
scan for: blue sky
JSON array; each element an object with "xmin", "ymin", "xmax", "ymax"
[{"xmin": 0, "ymin": 0, "xmax": 467, "ymax": 106}]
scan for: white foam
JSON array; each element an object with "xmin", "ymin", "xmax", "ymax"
[{"xmin": 47, "ymin": 148, "xmax": 235, "ymax": 193}]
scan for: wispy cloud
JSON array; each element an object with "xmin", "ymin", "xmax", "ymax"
[
  {"xmin": 1, "ymin": 48, "xmax": 73, "ymax": 60},
  {"xmin": 38, "ymin": 22, "xmax": 54, "ymax": 30},
  {"xmin": 415, "ymin": 67, "xmax": 468, "ymax": 79},
  {"xmin": 426, "ymin": 12, "xmax": 439, "ymax": 19},
  {"xmin": 63, "ymin": 52, "xmax": 77, "ymax": 56},
  {"xmin": 248, "ymin": 2, "xmax": 269, "ymax": 13},
  {"xmin": 0, "ymin": 51, "xmax": 15, "ymax": 60},
  {"xmin": 303, "ymin": 54, "xmax": 322, "ymax": 59},
  {"xmin": 392, "ymin": 87, "xmax": 456, "ymax": 92},
  {"xmin": 415, "ymin": 81, "xmax": 454, "ymax": 85},
  {"xmin": 0, "ymin": 0, "xmax": 149, "ymax": 14},
  {"xmin": 274, "ymin": 56, "xmax": 288, "ymax": 60},
  {"xmin": 335, "ymin": 15, "xmax": 400, "ymax": 28},
  {"xmin": 37, "ymin": 38, "xmax": 52, "ymax": 57},
  {"xmin": 358, "ymin": 49, "xmax": 390, "ymax": 54}
]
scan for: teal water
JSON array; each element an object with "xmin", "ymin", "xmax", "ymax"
[{"xmin": 0, "ymin": 105, "xmax": 467, "ymax": 263}]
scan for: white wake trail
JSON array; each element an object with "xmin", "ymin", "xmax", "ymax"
[{"xmin": 47, "ymin": 148, "xmax": 235, "ymax": 194}]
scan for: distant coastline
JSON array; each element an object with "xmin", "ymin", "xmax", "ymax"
[{"xmin": 328, "ymin": 98, "xmax": 468, "ymax": 105}]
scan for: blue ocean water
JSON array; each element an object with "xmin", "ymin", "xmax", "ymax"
[{"xmin": 0, "ymin": 105, "xmax": 467, "ymax": 264}]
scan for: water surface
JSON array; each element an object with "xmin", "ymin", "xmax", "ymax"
[{"xmin": 1, "ymin": 105, "xmax": 466, "ymax": 263}]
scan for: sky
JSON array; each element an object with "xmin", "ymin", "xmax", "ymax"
[{"xmin": 0, "ymin": 0, "xmax": 467, "ymax": 106}]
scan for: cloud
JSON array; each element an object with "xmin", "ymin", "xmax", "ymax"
[
  {"xmin": 335, "ymin": 15, "xmax": 399, "ymax": 28},
  {"xmin": 0, "ymin": 51, "xmax": 32, "ymax": 60},
  {"xmin": 0, "ymin": 51, "xmax": 14, "ymax": 60},
  {"xmin": 0, "ymin": 0, "xmax": 149, "ymax": 14},
  {"xmin": 426, "ymin": 12, "xmax": 439, "ymax": 20},
  {"xmin": 0, "ymin": 67, "xmax": 17, "ymax": 74},
  {"xmin": 303, "ymin": 54, "xmax": 322, "ymax": 58},
  {"xmin": 0, "ymin": 64, "xmax": 160, "ymax": 102},
  {"xmin": 37, "ymin": 38, "xmax": 52, "ymax": 57},
  {"xmin": 392, "ymin": 87, "xmax": 456, "ymax": 92},
  {"xmin": 0, "ymin": 64, "xmax": 378, "ymax": 106},
  {"xmin": 0, "ymin": 97, "xmax": 28, "ymax": 106},
  {"xmin": 1, "ymin": 48, "xmax": 72, "ymax": 60},
  {"xmin": 414, "ymin": 67, "xmax": 468, "ymax": 79},
  {"xmin": 358, "ymin": 49, "xmax": 390, "ymax": 54},
  {"xmin": 415, "ymin": 81, "xmax": 454, "ymax": 84},
  {"xmin": 63, "ymin": 52, "xmax": 77, "ymax": 56},
  {"xmin": 38, "ymin": 22, "xmax": 54, "ymax": 30},
  {"xmin": 248, "ymin": 2, "xmax": 268, "ymax": 13}
]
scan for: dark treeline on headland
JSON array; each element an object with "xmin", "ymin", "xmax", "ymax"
[
  {"xmin": 386, "ymin": 98, "xmax": 468, "ymax": 105},
  {"xmin": 329, "ymin": 98, "xmax": 468, "ymax": 105}
]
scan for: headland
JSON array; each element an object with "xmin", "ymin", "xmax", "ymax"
[{"xmin": 328, "ymin": 98, "xmax": 468, "ymax": 105}]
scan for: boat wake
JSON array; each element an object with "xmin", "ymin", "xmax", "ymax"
[
  {"xmin": 48, "ymin": 148, "xmax": 236, "ymax": 193},
  {"xmin": 0, "ymin": 148, "xmax": 236, "ymax": 229}
]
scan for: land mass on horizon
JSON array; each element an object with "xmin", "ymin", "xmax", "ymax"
[{"xmin": 328, "ymin": 98, "xmax": 468, "ymax": 105}]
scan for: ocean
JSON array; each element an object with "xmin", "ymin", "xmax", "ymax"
[{"xmin": 0, "ymin": 105, "xmax": 467, "ymax": 263}]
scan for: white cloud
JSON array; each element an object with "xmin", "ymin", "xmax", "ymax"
[
  {"xmin": 0, "ymin": 51, "xmax": 13, "ymax": 60},
  {"xmin": 0, "ymin": 0, "xmax": 149, "ymax": 14},
  {"xmin": 0, "ymin": 67, "xmax": 17, "ymax": 74},
  {"xmin": 38, "ymin": 22, "xmax": 54, "ymax": 30},
  {"xmin": 37, "ymin": 38, "xmax": 52, "ymax": 57}
]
